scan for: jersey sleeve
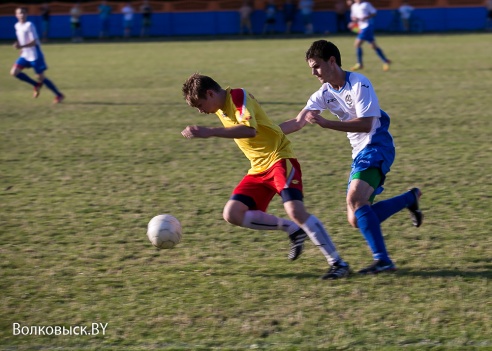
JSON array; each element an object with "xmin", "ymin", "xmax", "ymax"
[
  {"xmin": 304, "ymin": 86, "xmax": 329, "ymax": 111},
  {"xmin": 230, "ymin": 88, "xmax": 257, "ymax": 129},
  {"xmin": 354, "ymin": 77, "xmax": 381, "ymax": 118},
  {"xmin": 366, "ymin": 2, "xmax": 377, "ymax": 15},
  {"xmin": 27, "ymin": 22, "xmax": 38, "ymax": 41}
]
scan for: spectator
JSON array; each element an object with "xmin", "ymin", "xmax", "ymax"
[
  {"xmin": 298, "ymin": 0, "xmax": 314, "ymax": 34},
  {"xmin": 98, "ymin": 0, "xmax": 112, "ymax": 39},
  {"xmin": 239, "ymin": 0, "xmax": 253, "ymax": 35},
  {"xmin": 70, "ymin": 2, "xmax": 83, "ymax": 42},
  {"xmin": 398, "ymin": 0, "xmax": 414, "ymax": 32},
  {"xmin": 486, "ymin": 0, "xmax": 492, "ymax": 31},
  {"xmin": 121, "ymin": 2, "xmax": 134, "ymax": 38},
  {"xmin": 335, "ymin": 0, "xmax": 348, "ymax": 33},
  {"xmin": 263, "ymin": 0, "xmax": 278, "ymax": 35},
  {"xmin": 283, "ymin": 0, "xmax": 297, "ymax": 34},
  {"xmin": 140, "ymin": 0, "xmax": 152, "ymax": 37},
  {"xmin": 39, "ymin": 2, "xmax": 50, "ymax": 42}
]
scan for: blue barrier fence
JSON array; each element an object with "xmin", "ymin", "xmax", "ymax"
[{"xmin": 0, "ymin": 7, "xmax": 488, "ymax": 40}]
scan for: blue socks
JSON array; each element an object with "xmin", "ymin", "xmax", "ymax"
[
  {"xmin": 43, "ymin": 78, "xmax": 62, "ymax": 96},
  {"xmin": 16, "ymin": 72, "xmax": 38, "ymax": 86},
  {"xmin": 375, "ymin": 47, "xmax": 389, "ymax": 62},
  {"xmin": 372, "ymin": 190, "xmax": 415, "ymax": 223},
  {"xmin": 355, "ymin": 205, "xmax": 390, "ymax": 262},
  {"xmin": 357, "ymin": 47, "xmax": 363, "ymax": 64},
  {"xmin": 15, "ymin": 74, "xmax": 62, "ymax": 97},
  {"xmin": 355, "ymin": 191, "xmax": 416, "ymax": 262}
]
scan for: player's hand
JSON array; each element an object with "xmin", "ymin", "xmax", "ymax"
[
  {"xmin": 305, "ymin": 113, "xmax": 328, "ymax": 127},
  {"xmin": 13, "ymin": 41, "xmax": 21, "ymax": 49},
  {"xmin": 181, "ymin": 125, "xmax": 211, "ymax": 139}
]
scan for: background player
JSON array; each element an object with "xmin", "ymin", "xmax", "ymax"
[
  {"xmin": 347, "ymin": 0, "xmax": 391, "ymax": 71},
  {"xmin": 280, "ymin": 40, "xmax": 423, "ymax": 274},
  {"xmin": 10, "ymin": 7, "xmax": 64, "ymax": 104},
  {"xmin": 181, "ymin": 74, "xmax": 350, "ymax": 280}
]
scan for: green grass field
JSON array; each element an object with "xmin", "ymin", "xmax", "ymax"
[{"xmin": 1, "ymin": 33, "xmax": 491, "ymax": 350}]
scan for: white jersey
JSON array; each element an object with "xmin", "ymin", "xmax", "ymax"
[
  {"xmin": 122, "ymin": 5, "xmax": 134, "ymax": 21},
  {"xmin": 350, "ymin": 1, "xmax": 377, "ymax": 29},
  {"xmin": 15, "ymin": 21, "xmax": 40, "ymax": 61},
  {"xmin": 304, "ymin": 71, "xmax": 394, "ymax": 159},
  {"xmin": 399, "ymin": 4, "xmax": 414, "ymax": 19}
]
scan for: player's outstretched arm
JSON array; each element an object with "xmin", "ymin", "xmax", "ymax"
[
  {"xmin": 309, "ymin": 115, "xmax": 375, "ymax": 133},
  {"xmin": 279, "ymin": 109, "xmax": 317, "ymax": 135},
  {"xmin": 181, "ymin": 125, "xmax": 256, "ymax": 139}
]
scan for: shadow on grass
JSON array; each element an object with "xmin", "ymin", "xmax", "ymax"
[{"xmin": 393, "ymin": 267, "xmax": 492, "ymax": 279}]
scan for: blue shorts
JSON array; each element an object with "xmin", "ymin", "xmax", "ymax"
[
  {"xmin": 348, "ymin": 144, "xmax": 395, "ymax": 196},
  {"xmin": 357, "ymin": 25, "xmax": 375, "ymax": 42},
  {"xmin": 15, "ymin": 55, "xmax": 47, "ymax": 74}
]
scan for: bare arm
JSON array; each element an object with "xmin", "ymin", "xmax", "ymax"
[
  {"xmin": 13, "ymin": 39, "xmax": 36, "ymax": 50},
  {"xmin": 181, "ymin": 124, "xmax": 256, "ymax": 139},
  {"xmin": 306, "ymin": 111, "xmax": 374, "ymax": 133},
  {"xmin": 279, "ymin": 109, "xmax": 315, "ymax": 135}
]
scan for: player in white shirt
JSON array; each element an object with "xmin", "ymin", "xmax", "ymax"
[
  {"xmin": 399, "ymin": 1, "xmax": 414, "ymax": 32},
  {"xmin": 280, "ymin": 40, "xmax": 423, "ymax": 274},
  {"xmin": 121, "ymin": 2, "xmax": 134, "ymax": 38},
  {"xmin": 347, "ymin": 0, "xmax": 391, "ymax": 71},
  {"xmin": 10, "ymin": 7, "xmax": 64, "ymax": 104}
]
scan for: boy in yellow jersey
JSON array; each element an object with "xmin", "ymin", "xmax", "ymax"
[{"xmin": 181, "ymin": 74, "xmax": 350, "ymax": 280}]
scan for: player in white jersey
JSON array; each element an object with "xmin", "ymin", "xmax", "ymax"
[
  {"xmin": 10, "ymin": 7, "xmax": 64, "ymax": 104},
  {"xmin": 347, "ymin": 0, "xmax": 391, "ymax": 71},
  {"xmin": 280, "ymin": 40, "xmax": 423, "ymax": 274}
]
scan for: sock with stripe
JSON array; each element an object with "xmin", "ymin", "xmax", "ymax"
[
  {"xmin": 242, "ymin": 210, "xmax": 299, "ymax": 236},
  {"xmin": 300, "ymin": 215, "xmax": 344, "ymax": 266}
]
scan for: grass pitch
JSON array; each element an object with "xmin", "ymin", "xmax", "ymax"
[{"xmin": 1, "ymin": 33, "xmax": 491, "ymax": 350}]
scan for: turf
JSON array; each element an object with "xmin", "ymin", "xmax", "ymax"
[{"xmin": 0, "ymin": 33, "xmax": 491, "ymax": 350}]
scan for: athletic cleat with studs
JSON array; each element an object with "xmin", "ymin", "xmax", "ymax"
[
  {"xmin": 53, "ymin": 94, "xmax": 65, "ymax": 104},
  {"xmin": 321, "ymin": 261, "xmax": 351, "ymax": 280},
  {"xmin": 358, "ymin": 259, "xmax": 396, "ymax": 275},
  {"xmin": 33, "ymin": 82, "xmax": 42, "ymax": 98},
  {"xmin": 288, "ymin": 228, "xmax": 307, "ymax": 261},
  {"xmin": 351, "ymin": 63, "xmax": 363, "ymax": 71},
  {"xmin": 408, "ymin": 187, "xmax": 423, "ymax": 227}
]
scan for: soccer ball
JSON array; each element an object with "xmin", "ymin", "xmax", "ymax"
[
  {"xmin": 348, "ymin": 21, "xmax": 360, "ymax": 33},
  {"xmin": 147, "ymin": 214, "xmax": 182, "ymax": 249}
]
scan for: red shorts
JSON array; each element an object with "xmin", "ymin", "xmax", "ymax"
[{"xmin": 231, "ymin": 158, "xmax": 304, "ymax": 212}]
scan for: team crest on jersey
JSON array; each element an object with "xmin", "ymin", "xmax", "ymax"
[{"xmin": 345, "ymin": 94, "xmax": 353, "ymax": 107}]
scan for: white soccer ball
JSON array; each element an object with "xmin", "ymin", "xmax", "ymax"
[{"xmin": 147, "ymin": 214, "xmax": 182, "ymax": 249}]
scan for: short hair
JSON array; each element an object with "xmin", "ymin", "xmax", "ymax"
[
  {"xmin": 182, "ymin": 73, "xmax": 222, "ymax": 107},
  {"xmin": 305, "ymin": 40, "xmax": 342, "ymax": 67},
  {"xmin": 16, "ymin": 7, "xmax": 28, "ymax": 14}
]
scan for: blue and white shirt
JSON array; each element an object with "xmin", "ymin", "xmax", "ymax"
[
  {"xmin": 350, "ymin": 1, "xmax": 376, "ymax": 30},
  {"xmin": 304, "ymin": 71, "xmax": 394, "ymax": 159},
  {"xmin": 15, "ymin": 21, "xmax": 42, "ymax": 61}
]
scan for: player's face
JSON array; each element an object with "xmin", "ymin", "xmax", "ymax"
[
  {"xmin": 15, "ymin": 9, "xmax": 27, "ymax": 22},
  {"xmin": 192, "ymin": 91, "xmax": 221, "ymax": 114},
  {"xmin": 307, "ymin": 57, "xmax": 335, "ymax": 84}
]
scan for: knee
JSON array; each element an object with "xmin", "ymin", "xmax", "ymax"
[
  {"xmin": 10, "ymin": 67, "xmax": 18, "ymax": 77},
  {"xmin": 347, "ymin": 211, "xmax": 359, "ymax": 228},
  {"xmin": 222, "ymin": 206, "xmax": 237, "ymax": 225},
  {"xmin": 346, "ymin": 200, "xmax": 359, "ymax": 228},
  {"xmin": 284, "ymin": 201, "xmax": 309, "ymax": 225},
  {"xmin": 222, "ymin": 202, "xmax": 244, "ymax": 226}
]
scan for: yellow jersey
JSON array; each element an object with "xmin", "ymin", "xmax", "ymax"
[{"xmin": 216, "ymin": 88, "xmax": 295, "ymax": 174}]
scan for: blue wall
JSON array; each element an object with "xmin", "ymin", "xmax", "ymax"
[{"xmin": 0, "ymin": 7, "xmax": 488, "ymax": 40}]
